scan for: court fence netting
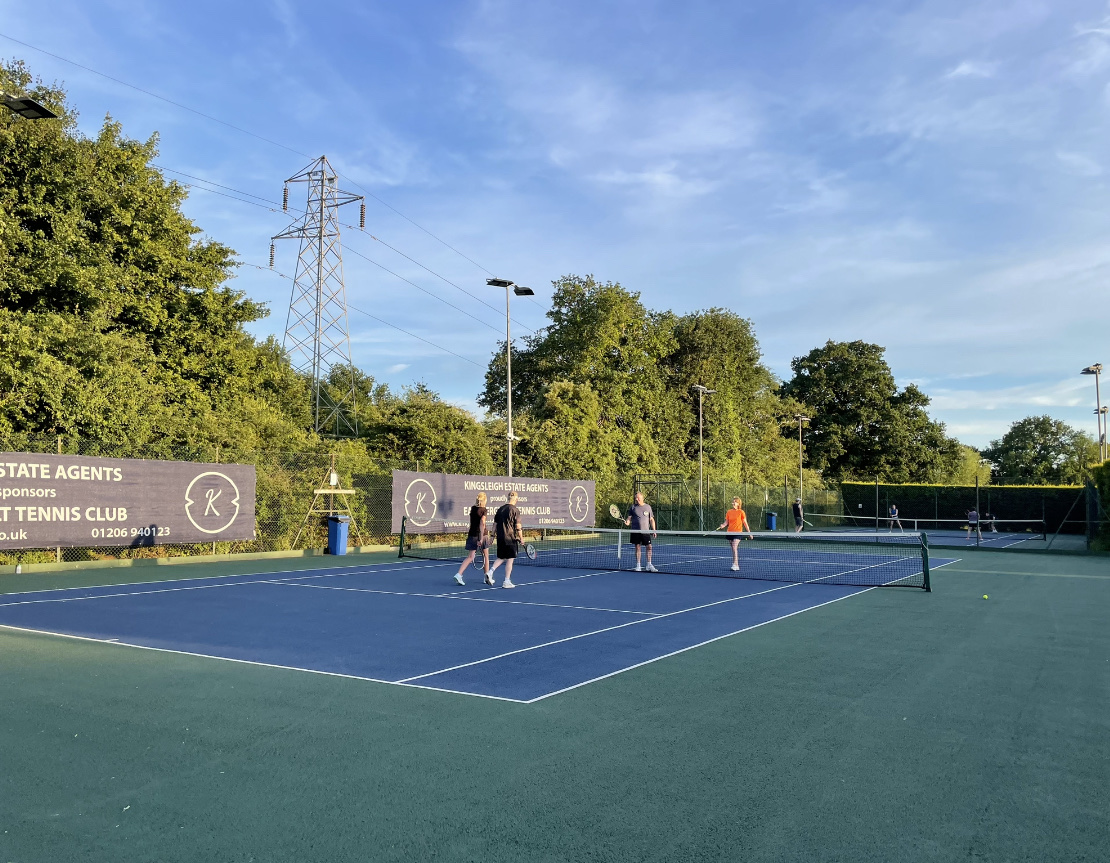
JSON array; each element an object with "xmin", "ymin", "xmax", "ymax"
[{"xmin": 399, "ymin": 520, "xmax": 933, "ymax": 590}]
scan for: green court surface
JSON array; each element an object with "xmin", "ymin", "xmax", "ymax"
[{"xmin": 2, "ymin": 549, "xmax": 1108, "ymax": 862}]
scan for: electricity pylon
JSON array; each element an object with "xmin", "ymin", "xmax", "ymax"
[{"xmin": 271, "ymin": 156, "xmax": 365, "ymax": 437}]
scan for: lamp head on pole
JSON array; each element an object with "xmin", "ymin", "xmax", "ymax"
[
  {"xmin": 486, "ymin": 278, "xmax": 513, "ymax": 288},
  {"xmin": 1081, "ymin": 364, "xmax": 1102, "ymax": 375},
  {"xmin": 1, "ymin": 94, "xmax": 58, "ymax": 120},
  {"xmin": 794, "ymin": 414, "xmax": 811, "ymax": 424},
  {"xmin": 692, "ymin": 384, "xmax": 716, "ymax": 396}
]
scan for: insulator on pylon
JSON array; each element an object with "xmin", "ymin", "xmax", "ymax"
[
  {"xmin": 269, "ymin": 243, "xmax": 275, "ymax": 269},
  {"xmin": 282, "ymin": 185, "xmax": 289, "ymax": 212},
  {"xmin": 359, "ymin": 202, "xmax": 366, "ymax": 229}
]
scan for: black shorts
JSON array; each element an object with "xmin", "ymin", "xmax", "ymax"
[
  {"xmin": 631, "ymin": 532, "xmax": 652, "ymax": 545},
  {"xmin": 465, "ymin": 534, "xmax": 489, "ymax": 552},
  {"xmin": 725, "ymin": 533, "xmax": 742, "ymax": 543},
  {"xmin": 794, "ymin": 517, "xmax": 804, "ymax": 527},
  {"xmin": 496, "ymin": 539, "xmax": 518, "ymax": 559}
]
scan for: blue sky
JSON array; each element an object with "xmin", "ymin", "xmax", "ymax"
[{"xmin": 2, "ymin": 0, "xmax": 1108, "ymax": 448}]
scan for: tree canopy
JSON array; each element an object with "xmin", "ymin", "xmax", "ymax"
[
  {"xmin": 0, "ymin": 60, "xmax": 310, "ymax": 455},
  {"xmin": 780, "ymin": 340, "xmax": 961, "ymax": 482},
  {"xmin": 981, "ymin": 416, "xmax": 1098, "ymax": 484},
  {"xmin": 479, "ymin": 275, "xmax": 801, "ymax": 496}
]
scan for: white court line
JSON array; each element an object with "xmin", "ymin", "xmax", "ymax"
[
  {"xmin": 525, "ymin": 586, "xmax": 879, "ymax": 703},
  {"xmin": 396, "ymin": 554, "xmax": 918, "ymax": 684},
  {"xmin": 263, "ymin": 580, "xmax": 659, "ymax": 616},
  {"xmin": 0, "ymin": 561, "xmax": 453, "ymax": 608},
  {"xmin": 0, "ymin": 621, "xmax": 530, "ymax": 704},
  {"xmin": 0, "ymin": 556, "xmax": 459, "ymax": 599}
]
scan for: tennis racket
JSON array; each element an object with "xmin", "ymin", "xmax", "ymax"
[
  {"xmin": 526, "ymin": 543, "xmax": 537, "ymax": 560},
  {"xmin": 609, "ymin": 503, "xmax": 622, "ymax": 521}
]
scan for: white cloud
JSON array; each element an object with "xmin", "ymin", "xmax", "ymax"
[
  {"xmin": 945, "ymin": 60, "xmax": 997, "ymax": 79},
  {"xmin": 1055, "ymin": 150, "xmax": 1103, "ymax": 176},
  {"xmin": 386, "ymin": 363, "xmax": 410, "ymax": 373}
]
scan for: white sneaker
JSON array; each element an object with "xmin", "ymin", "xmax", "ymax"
[
  {"xmin": 646, "ymin": 563, "xmax": 658, "ymax": 572},
  {"xmin": 502, "ymin": 580, "xmax": 515, "ymax": 589},
  {"xmin": 454, "ymin": 573, "xmax": 465, "ymax": 586},
  {"xmin": 634, "ymin": 565, "xmax": 641, "ymax": 572},
  {"xmin": 730, "ymin": 564, "xmax": 739, "ymax": 572},
  {"xmin": 484, "ymin": 571, "xmax": 495, "ymax": 586}
]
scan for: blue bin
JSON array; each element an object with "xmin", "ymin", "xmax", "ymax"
[
  {"xmin": 765, "ymin": 512, "xmax": 777, "ymax": 531},
  {"xmin": 327, "ymin": 516, "xmax": 350, "ymax": 555}
]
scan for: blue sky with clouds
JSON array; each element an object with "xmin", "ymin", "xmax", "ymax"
[{"xmin": 2, "ymin": 0, "xmax": 1108, "ymax": 448}]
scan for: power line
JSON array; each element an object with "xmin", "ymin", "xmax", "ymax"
[
  {"xmin": 154, "ymin": 163, "xmax": 539, "ymax": 334},
  {"xmin": 239, "ymin": 262, "xmax": 485, "ymax": 368},
  {"xmin": 0, "ymin": 31, "xmax": 499, "ymax": 278},
  {"xmin": 154, "ymin": 165, "xmax": 283, "ymax": 207},
  {"xmin": 342, "ymin": 246, "xmax": 502, "ymax": 336}
]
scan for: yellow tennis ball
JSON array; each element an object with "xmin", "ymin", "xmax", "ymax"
[{"xmin": 983, "ymin": 594, "xmax": 989, "ymax": 600}]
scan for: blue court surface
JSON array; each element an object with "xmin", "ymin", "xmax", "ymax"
[{"xmin": 0, "ymin": 553, "xmax": 955, "ymax": 703}]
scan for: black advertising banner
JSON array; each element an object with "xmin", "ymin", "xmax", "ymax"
[
  {"xmin": 0, "ymin": 453, "xmax": 256, "ymax": 549},
  {"xmin": 392, "ymin": 471, "xmax": 594, "ymax": 534}
]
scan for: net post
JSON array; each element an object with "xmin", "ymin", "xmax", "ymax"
[
  {"xmin": 398, "ymin": 515, "xmax": 407, "ymax": 559},
  {"xmin": 921, "ymin": 532, "xmax": 931, "ymax": 592},
  {"xmin": 617, "ymin": 529, "xmax": 622, "ymax": 565}
]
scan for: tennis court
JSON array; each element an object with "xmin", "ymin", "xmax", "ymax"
[
  {"xmin": 0, "ymin": 535, "xmax": 950, "ymax": 702},
  {"xmin": 3, "ymin": 544, "xmax": 1108, "ymax": 862}
]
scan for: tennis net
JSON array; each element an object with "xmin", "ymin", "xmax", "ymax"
[{"xmin": 399, "ymin": 523, "xmax": 932, "ymax": 590}]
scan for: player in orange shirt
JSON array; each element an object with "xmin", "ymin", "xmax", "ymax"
[{"xmin": 717, "ymin": 497, "xmax": 754, "ymax": 572}]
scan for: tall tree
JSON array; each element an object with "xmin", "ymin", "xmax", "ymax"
[
  {"xmin": 781, "ymin": 340, "xmax": 960, "ymax": 482},
  {"xmin": 480, "ymin": 275, "xmax": 687, "ymax": 483},
  {"xmin": 981, "ymin": 416, "xmax": 1097, "ymax": 484},
  {"xmin": 0, "ymin": 60, "xmax": 309, "ymax": 454},
  {"xmin": 665, "ymin": 308, "xmax": 800, "ymax": 484}
]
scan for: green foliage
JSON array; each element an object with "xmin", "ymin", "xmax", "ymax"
[
  {"xmin": 362, "ymin": 383, "xmax": 494, "ymax": 474},
  {"xmin": 0, "ymin": 59, "xmax": 312, "ymax": 454},
  {"xmin": 781, "ymin": 340, "xmax": 961, "ymax": 482},
  {"xmin": 667, "ymin": 308, "xmax": 800, "ymax": 484},
  {"xmin": 981, "ymin": 415, "xmax": 1099, "ymax": 485},
  {"xmin": 480, "ymin": 277, "xmax": 803, "ymax": 498}
]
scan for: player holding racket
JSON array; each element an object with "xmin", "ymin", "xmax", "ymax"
[
  {"xmin": 623, "ymin": 492, "xmax": 658, "ymax": 572},
  {"xmin": 487, "ymin": 490, "xmax": 524, "ymax": 589},
  {"xmin": 453, "ymin": 492, "xmax": 492, "ymax": 586},
  {"xmin": 717, "ymin": 497, "xmax": 753, "ymax": 571}
]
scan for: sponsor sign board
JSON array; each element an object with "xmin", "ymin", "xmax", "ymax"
[
  {"xmin": 0, "ymin": 453, "xmax": 256, "ymax": 549},
  {"xmin": 391, "ymin": 471, "xmax": 594, "ymax": 534}
]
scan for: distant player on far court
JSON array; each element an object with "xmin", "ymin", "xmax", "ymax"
[
  {"xmin": 966, "ymin": 507, "xmax": 982, "ymax": 541},
  {"xmin": 888, "ymin": 503, "xmax": 903, "ymax": 532},
  {"xmin": 792, "ymin": 498, "xmax": 804, "ymax": 533},
  {"xmin": 624, "ymin": 492, "xmax": 658, "ymax": 572},
  {"xmin": 717, "ymin": 498, "xmax": 754, "ymax": 571},
  {"xmin": 487, "ymin": 490, "xmax": 524, "ymax": 588}
]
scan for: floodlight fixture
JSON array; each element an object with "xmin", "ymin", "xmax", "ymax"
[
  {"xmin": 0, "ymin": 95, "xmax": 58, "ymax": 120},
  {"xmin": 488, "ymin": 276, "xmax": 540, "ymax": 475}
]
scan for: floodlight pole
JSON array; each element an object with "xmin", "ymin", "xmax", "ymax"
[
  {"xmin": 1081, "ymin": 365, "xmax": 1104, "ymax": 462},
  {"xmin": 692, "ymin": 385, "xmax": 715, "ymax": 530},
  {"xmin": 794, "ymin": 414, "xmax": 810, "ymax": 503},
  {"xmin": 488, "ymin": 278, "xmax": 535, "ymax": 477}
]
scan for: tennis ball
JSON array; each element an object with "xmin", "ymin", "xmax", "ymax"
[{"xmin": 983, "ymin": 594, "xmax": 989, "ymax": 600}]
